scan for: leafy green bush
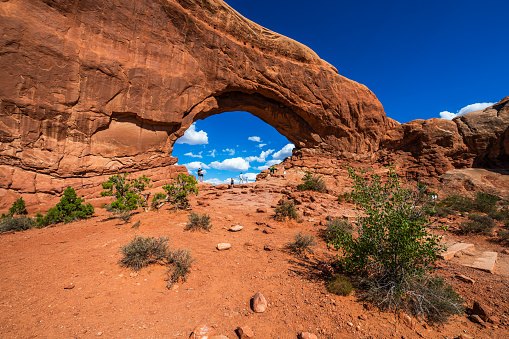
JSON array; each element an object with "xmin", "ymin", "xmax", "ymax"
[
  {"xmin": 119, "ymin": 236, "xmax": 169, "ymax": 271},
  {"xmin": 327, "ymin": 274, "xmax": 353, "ymax": 296},
  {"xmin": 297, "ymin": 171, "xmax": 326, "ymax": 192},
  {"xmin": 328, "ymin": 167, "xmax": 463, "ymax": 323},
  {"xmin": 287, "ymin": 232, "xmax": 316, "ymax": 255},
  {"xmin": 37, "ymin": 186, "xmax": 94, "ymax": 227},
  {"xmin": 184, "ymin": 212, "xmax": 212, "ymax": 232},
  {"xmin": 325, "ymin": 217, "xmax": 354, "ymax": 243},
  {"xmin": 440, "ymin": 195, "xmax": 474, "ymax": 213},
  {"xmin": 165, "ymin": 248, "xmax": 194, "ymax": 289},
  {"xmin": 274, "ymin": 199, "xmax": 300, "ymax": 221},
  {"xmin": 459, "ymin": 214, "xmax": 495, "ymax": 235},
  {"xmin": 0, "ymin": 216, "xmax": 36, "ymax": 233},
  {"xmin": 102, "ymin": 173, "xmax": 152, "ymax": 213},
  {"xmin": 474, "ymin": 191, "xmax": 500, "ymax": 213},
  {"xmin": 8, "ymin": 197, "xmax": 28, "ymax": 216},
  {"xmin": 153, "ymin": 174, "xmax": 199, "ymax": 210}
]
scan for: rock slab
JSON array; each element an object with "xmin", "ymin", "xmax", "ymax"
[
  {"xmin": 440, "ymin": 243, "xmax": 475, "ymax": 260},
  {"xmin": 464, "ymin": 251, "xmax": 498, "ymax": 273}
]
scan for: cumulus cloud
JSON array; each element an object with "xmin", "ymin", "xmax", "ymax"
[
  {"xmin": 244, "ymin": 173, "xmax": 258, "ymax": 182},
  {"xmin": 439, "ymin": 102, "xmax": 495, "ymax": 120},
  {"xmin": 245, "ymin": 149, "xmax": 275, "ymax": 163},
  {"xmin": 184, "ymin": 151, "xmax": 202, "ymax": 158},
  {"xmin": 248, "ymin": 136, "xmax": 261, "ymax": 142},
  {"xmin": 272, "ymin": 143, "xmax": 295, "ymax": 160},
  {"xmin": 175, "ymin": 124, "xmax": 208, "ymax": 145},
  {"xmin": 182, "ymin": 161, "xmax": 209, "ymax": 171},
  {"xmin": 223, "ymin": 148, "xmax": 235, "ymax": 156},
  {"xmin": 209, "ymin": 157, "xmax": 250, "ymax": 171},
  {"xmin": 204, "ymin": 178, "xmax": 229, "ymax": 185},
  {"xmin": 208, "ymin": 149, "xmax": 216, "ymax": 157}
]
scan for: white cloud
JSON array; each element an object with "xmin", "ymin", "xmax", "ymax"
[
  {"xmin": 272, "ymin": 143, "xmax": 295, "ymax": 160},
  {"xmin": 248, "ymin": 136, "xmax": 261, "ymax": 142},
  {"xmin": 257, "ymin": 143, "xmax": 267, "ymax": 148},
  {"xmin": 184, "ymin": 151, "xmax": 202, "ymax": 158},
  {"xmin": 208, "ymin": 149, "xmax": 216, "ymax": 157},
  {"xmin": 204, "ymin": 178, "xmax": 229, "ymax": 185},
  {"xmin": 245, "ymin": 149, "xmax": 274, "ymax": 163},
  {"xmin": 223, "ymin": 148, "xmax": 235, "ymax": 156},
  {"xmin": 255, "ymin": 159, "xmax": 281, "ymax": 171},
  {"xmin": 439, "ymin": 102, "xmax": 495, "ymax": 120},
  {"xmin": 182, "ymin": 161, "xmax": 210, "ymax": 171},
  {"xmin": 209, "ymin": 157, "xmax": 250, "ymax": 171},
  {"xmin": 175, "ymin": 124, "xmax": 208, "ymax": 145},
  {"xmin": 244, "ymin": 173, "xmax": 257, "ymax": 182}
]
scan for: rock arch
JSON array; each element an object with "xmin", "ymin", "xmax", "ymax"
[{"xmin": 0, "ymin": 0, "xmax": 388, "ymax": 206}]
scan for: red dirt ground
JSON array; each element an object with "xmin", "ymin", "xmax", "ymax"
[{"xmin": 1, "ymin": 175, "xmax": 508, "ymax": 338}]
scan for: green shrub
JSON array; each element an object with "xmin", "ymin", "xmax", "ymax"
[
  {"xmin": 119, "ymin": 236, "xmax": 169, "ymax": 271},
  {"xmin": 0, "ymin": 216, "xmax": 36, "ymax": 233},
  {"xmin": 327, "ymin": 274, "xmax": 354, "ymax": 296},
  {"xmin": 297, "ymin": 171, "xmax": 326, "ymax": 192},
  {"xmin": 274, "ymin": 199, "xmax": 300, "ymax": 221},
  {"xmin": 440, "ymin": 195, "xmax": 474, "ymax": 213},
  {"xmin": 489, "ymin": 207, "xmax": 509, "ymax": 221},
  {"xmin": 37, "ymin": 186, "xmax": 94, "ymax": 227},
  {"xmin": 328, "ymin": 167, "xmax": 463, "ymax": 323},
  {"xmin": 102, "ymin": 173, "xmax": 152, "ymax": 213},
  {"xmin": 154, "ymin": 174, "xmax": 199, "ymax": 211},
  {"xmin": 165, "ymin": 248, "xmax": 194, "ymax": 289},
  {"xmin": 185, "ymin": 212, "xmax": 212, "ymax": 232},
  {"xmin": 8, "ymin": 197, "xmax": 28, "ymax": 216},
  {"xmin": 474, "ymin": 191, "xmax": 500, "ymax": 213},
  {"xmin": 498, "ymin": 229, "xmax": 509, "ymax": 243},
  {"xmin": 459, "ymin": 214, "xmax": 495, "ymax": 235},
  {"xmin": 433, "ymin": 206, "xmax": 455, "ymax": 218},
  {"xmin": 287, "ymin": 232, "xmax": 316, "ymax": 255},
  {"xmin": 325, "ymin": 218, "xmax": 354, "ymax": 243}
]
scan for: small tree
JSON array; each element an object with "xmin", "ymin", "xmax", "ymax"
[
  {"xmin": 8, "ymin": 197, "xmax": 28, "ymax": 216},
  {"xmin": 152, "ymin": 174, "xmax": 198, "ymax": 210},
  {"xmin": 37, "ymin": 186, "xmax": 94, "ymax": 226},
  {"xmin": 101, "ymin": 173, "xmax": 152, "ymax": 214},
  {"xmin": 328, "ymin": 167, "xmax": 463, "ymax": 323}
]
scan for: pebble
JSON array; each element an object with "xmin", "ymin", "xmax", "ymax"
[
  {"xmin": 191, "ymin": 324, "xmax": 215, "ymax": 339},
  {"xmin": 229, "ymin": 225, "xmax": 243, "ymax": 232},
  {"xmin": 217, "ymin": 243, "xmax": 231, "ymax": 251},
  {"xmin": 252, "ymin": 292, "xmax": 267, "ymax": 313},
  {"xmin": 298, "ymin": 333, "xmax": 318, "ymax": 339},
  {"xmin": 236, "ymin": 325, "xmax": 254, "ymax": 338}
]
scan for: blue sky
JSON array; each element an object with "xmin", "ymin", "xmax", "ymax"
[{"xmin": 173, "ymin": 0, "xmax": 509, "ymax": 183}]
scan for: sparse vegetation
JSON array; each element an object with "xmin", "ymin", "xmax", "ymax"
[
  {"xmin": 165, "ymin": 248, "xmax": 194, "ymax": 289},
  {"xmin": 325, "ymin": 217, "xmax": 354, "ymax": 243},
  {"xmin": 0, "ymin": 216, "xmax": 36, "ymax": 233},
  {"xmin": 37, "ymin": 186, "xmax": 94, "ymax": 227},
  {"xmin": 459, "ymin": 214, "xmax": 495, "ymax": 235},
  {"xmin": 498, "ymin": 229, "xmax": 509, "ymax": 243},
  {"xmin": 298, "ymin": 171, "xmax": 326, "ymax": 193},
  {"xmin": 152, "ymin": 174, "xmax": 199, "ymax": 211},
  {"xmin": 185, "ymin": 212, "xmax": 212, "ymax": 232},
  {"xmin": 474, "ymin": 191, "xmax": 500, "ymax": 213},
  {"xmin": 328, "ymin": 167, "xmax": 463, "ymax": 323},
  {"xmin": 101, "ymin": 173, "xmax": 152, "ymax": 216},
  {"xmin": 440, "ymin": 194, "xmax": 474, "ymax": 213},
  {"xmin": 274, "ymin": 199, "xmax": 300, "ymax": 221},
  {"xmin": 287, "ymin": 232, "xmax": 316, "ymax": 255},
  {"xmin": 327, "ymin": 274, "xmax": 353, "ymax": 296}
]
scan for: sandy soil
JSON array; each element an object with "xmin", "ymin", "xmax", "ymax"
[{"xmin": 1, "ymin": 176, "xmax": 508, "ymax": 339}]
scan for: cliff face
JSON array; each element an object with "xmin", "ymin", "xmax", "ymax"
[{"xmin": 0, "ymin": 0, "xmax": 387, "ymax": 206}]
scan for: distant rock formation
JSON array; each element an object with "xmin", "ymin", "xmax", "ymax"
[{"xmin": 0, "ymin": 0, "xmax": 387, "ymax": 207}]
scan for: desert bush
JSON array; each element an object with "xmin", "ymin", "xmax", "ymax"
[
  {"xmin": 153, "ymin": 174, "xmax": 199, "ymax": 211},
  {"xmin": 0, "ymin": 216, "xmax": 36, "ymax": 233},
  {"xmin": 298, "ymin": 171, "xmax": 326, "ymax": 193},
  {"xmin": 328, "ymin": 167, "xmax": 463, "ymax": 323},
  {"xmin": 37, "ymin": 186, "xmax": 94, "ymax": 227},
  {"xmin": 165, "ymin": 248, "xmax": 194, "ymax": 289},
  {"xmin": 287, "ymin": 232, "xmax": 316, "ymax": 255},
  {"xmin": 274, "ymin": 199, "xmax": 300, "ymax": 221},
  {"xmin": 474, "ymin": 191, "xmax": 500, "ymax": 213},
  {"xmin": 337, "ymin": 192, "xmax": 351, "ymax": 203},
  {"xmin": 328, "ymin": 274, "xmax": 354, "ymax": 296},
  {"xmin": 8, "ymin": 197, "xmax": 28, "ymax": 216},
  {"xmin": 119, "ymin": 236, "xmax": 169, "ymax": 271},
  {"xmin": 498, "ymin": 229, "xmax": 509, "ymax": 243},
  {"xmin": 184, "ymin": 212, "xmax": 211, "ymax": 232},
  {"xmin": 102, "ymin": 173, "xmax": 152, "ymax": 214},
  {"xmin": 440, "ymin": 195, "xmax": 474, "ymax": 213},
  {"xmin": 325, "ymin": 217, "xmax": 354, "ymax": 243},
  {"xmin": 459, "ymin": 214, "xmax": 495, "ymax": 235},
  {"xmin": 433, "ymin": 206, "xmax": 455, "ymax": 218},
  {"xmin": 489, "ymin": 207, "xmax": 509, "ymax": 221}
]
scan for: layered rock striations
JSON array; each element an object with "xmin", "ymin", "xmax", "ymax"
[{"xmin": 0, "ymin": 0, "xmax": 387, "ymax": 207}]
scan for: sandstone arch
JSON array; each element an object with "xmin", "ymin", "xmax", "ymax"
[{"xmin": 0, "ymin": 0, "xmax": 389, "ymax": 207}]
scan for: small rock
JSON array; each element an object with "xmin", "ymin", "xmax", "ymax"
[
  {"xmin": 347, "ymin": 322, "xmax": 353, "ymax": 327},
  {"xmin": 252, "ymin": 292, "xmax": 267, "ymax": 313},
  {"xmin": 130, "ymin": 272, "xmax": 138, "ymax": 278},
  {"xmin": 264, "ymin": 243, "xmax": 275, "ymax": 251},
  {"xmin": 456, "ymin": 274, "xmax": 475, "ymax": 284},
  {"xmin": 256, "ymin": 207, "xmax": 267, "ymax": 213},
  {"xmin": 265, "ymin": 223, "xmax": 276, "ymax": 229},
  {"xmin": 96, "ymin": 332, "xmax": 103, "ymax": 336},
  {"xmin": 488, "ymin": 315, "xmax": 500, "ymax": 324},
  {"xmin": 473, "ymin": 301, "xmax": 492, "ymax": 321},
  {"xmin": 197, "ymin": 200, "xmax": 210, "ymax": 206},
  {"xmin": 217, "ymin": 243, "xmax": 231, "ymax": 251},
  {"xmin": 298, "ymin": 333, "xmax": 318, "ymax": 339},
  {"xmin": 263, "ymin": 228, "xmax": 274, "ymax": 234},
  {"xmin": 359, "ymin": 314, "xmax": 368, "ymax": 321},
  {"xmin": 356, "ymin": 326, "xmax": 361, "ymax": 331},
  {"xmin": 191, "ymin": 324, "xmax": 216, "ymax": 339},
  {"xmin": 463, "ymin": 249, "xmax": 476, "ymax": 256},
  {"xmin": 470, "ymin": 314, "xmax": 484, "ymax": 324},
  {"xmin": 401, "ymin": 314, "xmax": 415, "ymax": 329},
  {"xmin": 236, "ymin": 326, "xmax": 254, "ymax": 338},
  {"xmin": 457, "ymin": 334, "xmax": 473, "ymax": 339},
  {"xmin": 454, "ymin": 251, "xmax": 463, "ymax": 258},
  {"xmin": 225, "ymin": 215, "xmax": 233, "ymax": 221},
  {"xmin": 502, "ymin": 249, "xmax": 509, "ymax": 255},
  {"xmin": 64, "ymin": 283, "xmax": 75, "ymax": 289},
  {"xmin": 229, "ymin": 225, "xmax": 243, "ymax": 232},
  {"xmin": 244, "ymin": 241, "xmax": 254, "ymax": 247}
]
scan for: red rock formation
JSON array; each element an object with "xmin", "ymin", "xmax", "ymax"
[{"xmin": 0, "ymin": 0, "xmax": 387, "ymax": 208}]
